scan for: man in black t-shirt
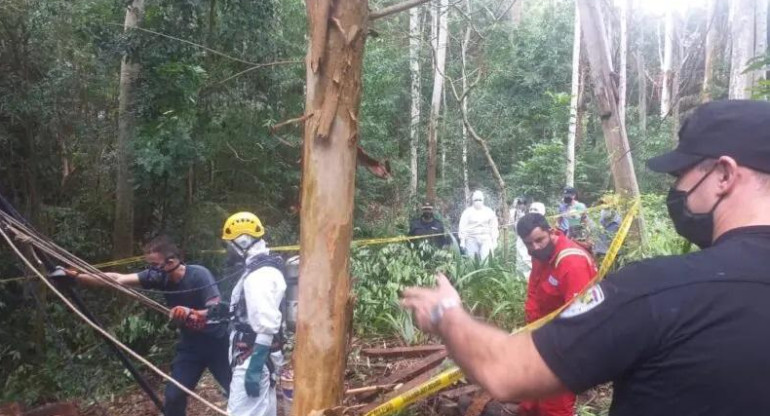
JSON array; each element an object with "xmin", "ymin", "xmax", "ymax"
[
  {"xmin": 408, "ymin": 203, "xmax": 448, "ymax": 248},
  {"xmin": 67, "ymin": 236, "xmax": 231, "ymax": 416},
  {"xmin": 400, "ymin": 100, "xmax": 770, "ymax": 415}
]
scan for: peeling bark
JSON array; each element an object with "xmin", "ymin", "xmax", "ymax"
[{"xmin": 293, "ymin": 1, "xmax": 369, "ymax": 415}]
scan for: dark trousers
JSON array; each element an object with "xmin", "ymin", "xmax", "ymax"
[{"xmin": 164, "ymin": 334, "xmax": 231, "ymax": 416}]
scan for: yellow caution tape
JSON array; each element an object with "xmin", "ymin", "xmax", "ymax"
[
  {"xmin": 363, "ymin": 198, "xmax": 641, "ymax": 416},
  {"xmin": 2, "ymin": 200, "xmax": 626, "ymax": 283}
]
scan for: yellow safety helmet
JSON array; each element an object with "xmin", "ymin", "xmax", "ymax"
[{"xmin": 222, "ymin": 212, "xmax": 265, "ymax": 240}]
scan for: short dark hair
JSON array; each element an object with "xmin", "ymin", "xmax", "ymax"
[
  {"xmin": 516, "ymin": 213, "xmax": 551, "ymax": 239},
  {"xmin": 143, "ymin": 235, "xmax": 181, "ymax": 260}
]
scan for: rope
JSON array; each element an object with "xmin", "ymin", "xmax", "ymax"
[
  {"xmin": 0, "ymin": 225, "xmax": 229, "ymax": 416},
  {"xmin": 0, "ymin": 211, "xmax": 168, "ymax": 314}
]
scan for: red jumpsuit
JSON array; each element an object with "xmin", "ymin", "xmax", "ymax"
[{"xmin": 519, "ymin": 231, "xmax": 597, "ymax": 416}]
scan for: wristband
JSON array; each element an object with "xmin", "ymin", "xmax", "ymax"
[{"xmin": 430, "ymin": 298, "xmax": 461, "ymax": 326}]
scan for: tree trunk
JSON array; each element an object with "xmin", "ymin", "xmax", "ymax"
[
  {"xmin": 660, "ymin": 7, "xmax": 674, "ymax": 118},
  {"xmin": 461, "ymin": 0, "xmax": 472, "ymax": 203},
  {"xmin": 510, "ymin": 0, "xmax": 523, "ymax": 27},
  {"xmin": 426, "ymin": 0, "xmax": 448, "ymax": 203},
  {"xmin": 293, "ymin": 1, "xmax": 368, "ymax": 415},
  {"xmin": 729, "ymin": 0, "xmax": 757, "ymax": 98},
  {"xmin": 566, "ymin": 2, "xmax": 580, "ymax": 188},
  {"xmin": 636, "ymin": 50, "xmax": 647, "ymax": 136},
  {"xmin": 577, "ymin": 0, "xmax": 642, "ymax": 237},
  {"xmin": 409, "ymin": 5, "xmax": 422, "ymax": 198},
  {"xmin": 618, "ymin": 0, "xmax": 628, "ymax": 129},
  {"xmin": 702, "ymin": 0, "xmax": 719, "ymax": 101},
  {"xmin": 113, "ymin": 0, "xmax": 144, "ymax": 258},
  {"xmin": 756, "ymin": 0, "xmax": 768, "ymax": 85}
]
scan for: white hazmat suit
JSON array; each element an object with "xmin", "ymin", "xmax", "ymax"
[
  {"xmin": 510, "ymin": 201, "xmax": 546, "ymax": 279},
  {"xmin": 458, "ymin": 191, "xmax": 499, "ymax": 260},
  {"xmin": 228, "ymin": 239, "xmax": 286, "ymax": 416}
]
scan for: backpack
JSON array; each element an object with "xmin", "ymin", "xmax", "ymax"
[{"xmin": 234, "ymin": 254, "xmax": 287, "ymax": 351}]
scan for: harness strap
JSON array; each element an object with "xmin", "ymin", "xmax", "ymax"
[{"xmin": 553, "ymin": 248, "xmax": 593, "ymax": 268}]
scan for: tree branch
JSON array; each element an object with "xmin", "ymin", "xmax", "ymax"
[
  {"xmin": 370, "ymin": 0, "xmax": 432, "ymax": 21},
  {"xmin": 270, "ymin": 113, "xmax": 314, "ymax": 134}
]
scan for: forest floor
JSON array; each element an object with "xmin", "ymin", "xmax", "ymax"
[{"xmin": 72, "ymin": 338, "xmax": 611, "ymax": 416}]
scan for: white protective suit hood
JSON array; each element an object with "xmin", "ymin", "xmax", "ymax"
[
  {"xmin": 529, "ymin": 202, "xmax": 546, "ymax": 215},
  {"xmin": 472, "ymin": 190, "xmax": 485, "ymax": 210}
]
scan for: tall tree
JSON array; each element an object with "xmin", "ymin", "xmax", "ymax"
[
  {"xmin": 113, "ymin": 0, "xmax": 144, "ymax": 257},
  {"xmin": 426, "ymin": 0, "xmax": 448, "ymax": 203},
  {"xmin": 461, "ymin": 0, "xmax": 472, "ymax": 202},
  {"xmin": 293, "ymin": 0, "xmax": 368, "ymax": 414},
  {"xmin": 409, "ymin": 5, "xmax": 422, "ymax": 198},
  {"xmin": 618, "ymin": 0, "xmax": 628, "ymax": 128},
  {"xmin": 702, "ymin": 0, "xmax": 720, "ymax": 101},
  {"xmin": 577, "ymin": 0, "xmax": 642, "ymax": 235},
  {"xmin": 566, "ymin": 1, "xmax": 581, "ymax": 188},
  {"xmin": 729, "ymin": 0, "xmax": 765, "ymax": 98},
  {"xmin": 756, "ymin": 0, "xmax": 768, "ymax": 86},
  {"xmin": 660, "ymin": 7, "xmax": 675, "ymax": 118}
]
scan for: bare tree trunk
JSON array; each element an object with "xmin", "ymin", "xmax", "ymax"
[
  {"xmin": 293, "ymin": 1, "xmax": 368, "ymax": 415},
  {"xmin": 566, "ymin": 2, "xmax": 581, "ymax": 188},
  {"xmin": 461, "ymin": 0, "xmax": 471, "ymax": 203},
  {"xmin": 426, "ymin": 0, "xmax": 448, "ymax": 203},
  {"xmin": 729, "ymin": 0, "xmax": 757, "ymax": 98},
  {"xmin": 636, "ymin": 50, "xmax": 647, "ymax": 135},
  {"xmin": 577, "ymin": 0, "xmax": 642, "ymax": 238},
  {"xmin": 660, "ymin": 7, "xmax": 674, "ymax": 118},
  {"xmin": 409, "ymin": 5, "xmax": 422, "ymax": 198},
  {"xmin": 510, "ymin": 0, "xmax": 523, "ymax": 27},
  {"xmin": 113, "ymin": 0, "xmax": 144, "ymax": 258},
  {"xmin": 702, "ymin": 0, "xmax": 719, "ymax": 101},
  {"xmin": 618, "ymin": 0, "xmax": 628, "ymax": 129},
  {"xmin": 756, "ymin": 0, "xmax": 768, "ymax": 85}
]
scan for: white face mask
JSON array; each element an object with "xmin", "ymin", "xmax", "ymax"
[{"xmin": 473, "ymin": 200, "xmax": 483, "ymax": 209}]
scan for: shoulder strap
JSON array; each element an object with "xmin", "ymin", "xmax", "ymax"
[
  {"xmin": 244, "ymin": 254, "xmax": 285, "ymax": 275},
  {"xmin": 554, "ymin": 247, "xmax": 593, "ymax": 268}
]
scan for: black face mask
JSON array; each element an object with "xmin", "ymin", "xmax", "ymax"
[
  {"xmin": 666, "ymin": 165, "xmax": 724, "ymax": 249},
  {"xmin": 563, "ymin": 196, "xmax": 573, "ymax": 204},
  {"xmin": 421, "ymin": 213, "xmax": 433, "ymax": 221},
  {"xmin": 145, "ymin": 260, "xmax": 181, "ymax": 287},
  {"xmin": 530, "ymin": 241, "xmax": 556, "ymax": 262}
]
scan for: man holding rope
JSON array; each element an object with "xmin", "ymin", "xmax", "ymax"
[
  {"xmin": 64, "ymin": 236, "xmax": 231, "ymax": 416},
  {"xmin": 401, "ymin": 100, "xmax": 770, "ymax": 415}
]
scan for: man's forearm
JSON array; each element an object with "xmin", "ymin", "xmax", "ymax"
[
  {"xmin": 437, "ymin": 308, "xmax": 517, "ymax": 396},
  {"xmin": 436, "ymin": 308, "xmax": 564, "ymax": 402}
]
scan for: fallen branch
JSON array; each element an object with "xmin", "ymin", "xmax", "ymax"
[
  {"xmin": 270, "ymin": 113, "xmax": 313, "ymax": 134},
  {"xmin": 361, "ymin": 345, "xmax": 445, "ymax": 358},
  {"xmin": 370, "ymin": 0, "xmax": 432, "ymax": 20},
  {"xmin": 345, "ymin": 384, "xmax": 398, "ymax": 395}
]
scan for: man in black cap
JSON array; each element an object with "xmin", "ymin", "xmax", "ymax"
[
  {"xmin": 408, "ymin": 203, "xmax": 449, "ymax": 248},
  {"xmin": 399, "ymin": 100, "xmax": 770, "ymax": 415}
]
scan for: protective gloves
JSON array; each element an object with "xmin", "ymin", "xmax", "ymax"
[
  {"xmin": 244, "ymin": 343, "xmax": 271, "ymax": 397},
  {"xmin": 168, "ymin": 306, "xmax": 207, "ymax": 331}
]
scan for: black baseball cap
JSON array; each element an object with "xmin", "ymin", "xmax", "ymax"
[{"xmin": 647, "ymin": 100, "xmax": 770, "ymax": 174}]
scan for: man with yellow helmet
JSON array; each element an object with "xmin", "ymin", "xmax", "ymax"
[{"xmin": 221, "ymin": 212, "xmax": 286, "ymax": 416}]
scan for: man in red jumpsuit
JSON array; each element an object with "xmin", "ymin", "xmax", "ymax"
[{"xmin": 515, "ymin": 213, "xmax": 597, "ymax": 416}]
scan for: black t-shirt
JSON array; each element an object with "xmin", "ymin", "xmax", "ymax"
[
  {"xmin": 408, "ymin": 217, "xmax": 448, "ymax": 247},
  {"xmin": 533, "ymin": 226, "xmax": 770, "ymax": 416},
  {"xmin": 138, "ymin": 264, "xmax": 227, "ymax": 341}
]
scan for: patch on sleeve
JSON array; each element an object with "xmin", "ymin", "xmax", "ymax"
[
  {"xmin": 560, "ymin": 285, "xmax": 605, "ymax": 318},
  {"xmin": 547, "ymin": 275, "xmax": 559, "ymax": 286}
]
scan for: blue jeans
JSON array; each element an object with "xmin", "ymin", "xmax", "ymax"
[{"xmin": 164, "ymin": 334, "xmax": 231, "ymax": 416}]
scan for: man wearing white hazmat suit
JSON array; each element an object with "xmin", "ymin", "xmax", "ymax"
[
  {"xmin": 221, "ymin": 212, "xmax": 286, "ymax": 416},
  {"xmin": 459, "ymin": 190, "xmax": 499, "ymax": 260}
]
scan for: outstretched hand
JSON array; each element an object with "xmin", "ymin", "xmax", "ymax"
[{"xmin": 400, "ymin": 272, "xmax": 461, "ymax": 334}]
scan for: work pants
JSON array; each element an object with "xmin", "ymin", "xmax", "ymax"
[
  {"xmin": 465, "ymin": 237, "xmax": 494, "ymax": 261},
  {"xmin": 518, "ymin": 392, "xmax": 576, "ymax": 416},
  {"xmin": 165, "ymin": 335, "xmax": 232, "ymax": 416},
  {"xmin": 228, "ymin": 350, "xmax": 283, "ymax": 416}
]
